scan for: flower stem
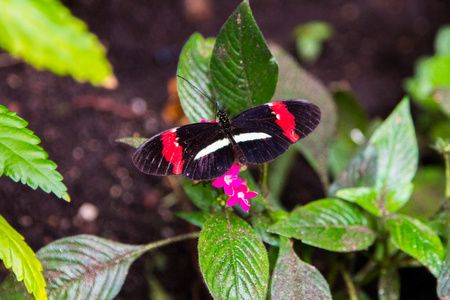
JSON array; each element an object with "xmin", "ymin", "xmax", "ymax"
[{"xmin": 341, "ymin": 267, "xmax": 358, "ymax": 300}]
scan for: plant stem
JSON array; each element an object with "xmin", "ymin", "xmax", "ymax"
[
  {"xmin": 444, "ymin": 151, "xmax": 450, "ymax": 200},
  {"xmin": 341, "ymin": 267, "xmax": 358, "ymax": 300},
  {"xmin": 143, "ymin": 231, "xmax": 201, "ymax": 252}
]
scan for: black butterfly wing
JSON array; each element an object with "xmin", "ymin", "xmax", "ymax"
[
  {"xmin": 229, "ymin": 99, "xmax": 321, "ymax": 164},
  {"xmin": 133, "ymin": 122, "xmax": 235, "ymax": 181}
]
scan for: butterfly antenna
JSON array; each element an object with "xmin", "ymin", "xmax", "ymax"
[{"xmin": 176, "ymin": 75, "xmax": 215, "ymax": 106}]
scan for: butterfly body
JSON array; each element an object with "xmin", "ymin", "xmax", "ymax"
[{"xmin": 133, "ymin": 99, "xmax": 321, "ymax": 180}]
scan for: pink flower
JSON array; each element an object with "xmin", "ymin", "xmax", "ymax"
[
  {"xmin": 200, "ymin": 119, "xmax": 217, "ymax": 123},
  {"xmin": 212, "ymin": 164, "xmax": 244, "ymax": 196},
  {"xmin": 226, "ymin": 184, "xmax": 258, "ymax": 212}
]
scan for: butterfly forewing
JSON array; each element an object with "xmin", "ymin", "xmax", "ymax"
[
  {"xmin": 133, "ymin": 122, "xmax": 235, "ymax": 181},
  {"xmin": 229, "ymin": 99, "xmax": 321, "ymax": 164}
]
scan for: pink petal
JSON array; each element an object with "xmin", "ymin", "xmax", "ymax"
[
  {"xmin": 239, "ymin": 198, "xmax": 250, "ymax": 212},
  {"xmin": 212, "ymin": 177, "xmax": 225, "ymax": 188},
  {"xmin": 246, "ymin": 191, "xmax": 258, "ymax": 199},
  {"xmin": 228, "ymin": 164, "xmax": 240, "ymax": 176},
  {"xmin": 226, "ymin": 195, "xmax": 239, "ymax": 207},
  {"xmin": 230, "ymin": 177, "xmax": 244, "ymax": 187},
  {"xmin": 224, "ymin": 184, "xmax": 235, "ymax": 196}
]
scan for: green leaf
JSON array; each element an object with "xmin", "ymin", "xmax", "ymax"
[
  {"xmin": 429, "ymin": 211, "xmax": 450, "ymax": 238},
  {"xmin": 330, "ymin": 145, "xmax": 378, "ymax": 195},
  {"xmin": 0, "ymin": 105, "xmax": 69, "ymax": 201},
  {"xmin": 251, "ymin": 213, "xmax": 279, "ymax": 246},
  {"xmin": 175, "ymin": 211, "xmax": 211, "ymax": 228},
  {"xmin": 399, "ymin": 166, "xmax": 444, "ymax": 219},
  {"xmin": 0, "ymin": 0, "xmax": 115, "ymax": 87},
  {"xmin": 198, "ymin": 213, "xmax": 269, "ymax": 299},
  {"xmin": 405, "ymin": 54, "xmax": 450, "ymax": 113},
  {"xmin": 271, "ymin": 44, "xmax": 336, "ymax": 188},
  {"xmin": 385, "ymin": 182, "xmax": 413, "ymax": 213},
  {"xmin": 369, "ymin": 98, "xmax": 418, "ymax": 210},
  {"xmin": 386, "ymin": 214, "xmax": 444, "ymax": 277},
  {"xmin": 271, "ymin": 237, "xmax": 332, "ymax": 299},
  {"xmin": 329, "ymin": 88, "xmax": 369, "ymax": 176},
  {"xmin": 437, "ymin": 241, "xmax": 450, "ymax": 299},
  {"xmin": 210, "ymin": 1, "xmax": 278, "ymax": 116},
  {"xmin": 115, "ymin": 137, "xmax": 147, "ymax": 149},
  {"xmin": 435, "ymin": 25, "xmax": 450, "ymax": 56},
  {"xmin": 336, "ymin": 187, "xmax": 382, "ymax": 217},
  {"xmin": 378, "ymin": 264, "xmax": 400, "ymax": 300},
  {"xmin": 293, "ymin": 21, "xmax": 333, "ymax": 64},
  {"xmin": 0, "ymin": 235, "xmax": 148, "ymax": 300},
  {"xmin": 177, "ymin": 33, "xmax": 216, "ymax": 122},
  {"xmin": 181, "ymin": 178, "xmax": 222, "ymax": 212},
  {"xmin": 0, "ymin": 215, "xmax": 46, "ymax": 299},
  {"xmin": 269, "ymin": 199, "xmax": 376, "ymax": 252}
]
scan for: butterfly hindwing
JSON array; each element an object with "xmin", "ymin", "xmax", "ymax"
[
  {"xmin": 229, "ymin": 99, "xmax": 321, "ymax": 164},
  {"xmin": 133, "ymin": 122, "xmax": 235, "ymax": 181}
]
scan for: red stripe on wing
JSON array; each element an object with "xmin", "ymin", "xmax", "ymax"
[
  {"xmin": 269, "ymin": 102, "xmax": 299, "ymax": 142},
  {"xmin": 161, "ymin": 130, "xmax": 184, "ymax": 174}
]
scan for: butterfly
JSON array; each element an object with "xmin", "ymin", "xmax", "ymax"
[{"xmin": 133, "ymin": 99, "xmax": 321, "ymax": 181}]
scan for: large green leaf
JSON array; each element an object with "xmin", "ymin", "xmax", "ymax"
[
  {"xmin": 0, "ymin": 105, "xmax": 69, "ymax": 201},
  {"xmin": 0, "ymin": 0, "xmax": 115, "ymax": 87},
  {"xmin": 177, "ymin": 33, "xmax": 216, "ymax": 123},
  {"xmin": 370, "ymin": 98, "xmax": 418, "ymax": 194},
  {"xmin": 210, "ymin": 1, "xmax": 278, "ymax": 116},
  {"xmin": 271, "ymin": 45, "xmax": 336, "ymax": 188},
  {"xmin": 0, "ymin": 235, "xmax": 146, "ymax": 299},
  {"xmin": 269, "ymin": 199, "xmax": 376, "ymax": 252},
  {"xmin": 0, "ymin": 215, "xmax": 46, "ymax": 300},
  {"xmin": 271, "ymin": 237, "xmax": 331, "ymax": 299},
  {"xmin": 386, "ymin": 215, "xmax": 444, "ymax": 277},
  {"xmin": 0, "ymin": 233, "xmax": 200, "ymax": 299},
  {"xmin": 198, "ymin": 213, "xmax": 269, "ymax": 299}
]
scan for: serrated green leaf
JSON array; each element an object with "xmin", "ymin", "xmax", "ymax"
[
  {"xmin": 175, "ymin": 211, "xmax": 211, "ymax": 228},
  {"xmin": 0, "ymin": 105, "xmax": 69, "ymax": 201},
  {"xmin": 269, "ymin": 199, "xmax": 376, "ymax": 252},
  {"xmin": 271, "ymin": 237, "xmax": 332, "ymax": 299},
  {"xmin": 369, "ymin": 98, "xmax": 418, "ymax": 211},
  {"xmin": 378, "ymin": 264, "xmax": 400, "ymax": 300},
  {"xmin": 177, "ymin": 33, "xmax": 216, "ymax": 123},
  {"xmin": 336, "ymin": 187, "xmax": 382, "ymax": 217},
  {"xmin": 115, "ymin": 137, "xmax": 148, "ymax": 149},
  {"xmin": 198, "ymin": 213, "xmax": 269, "ymax": 299},
  {"xmin": 0, "ymin": 0, "xmax": 115, "ymax": 87},
  {"xmin": 271, "ymin": 45, "xmax": 336, "ymax": 188},
  {"xmin": 437, "ymin": 241, "xmax": 450, "ymax": 299},
  {"xmin": 210, "ymin": 1, "xmax": 278, "ymax": 116},
  {"xmin": 0, "ymin": 215, "xmax": 47, "ymax": 300},
  {"xmin": 386, "ymin": 214, "xmax": 444, "ymax": 277},
  {"xmin": 0, "ymin": 235, "xmax": 147, "ymax": 300}
]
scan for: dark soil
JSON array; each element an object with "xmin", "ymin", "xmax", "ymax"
[{"xmin": 1, "ymin": 0, "xmax": 449, "ymax": 299}]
